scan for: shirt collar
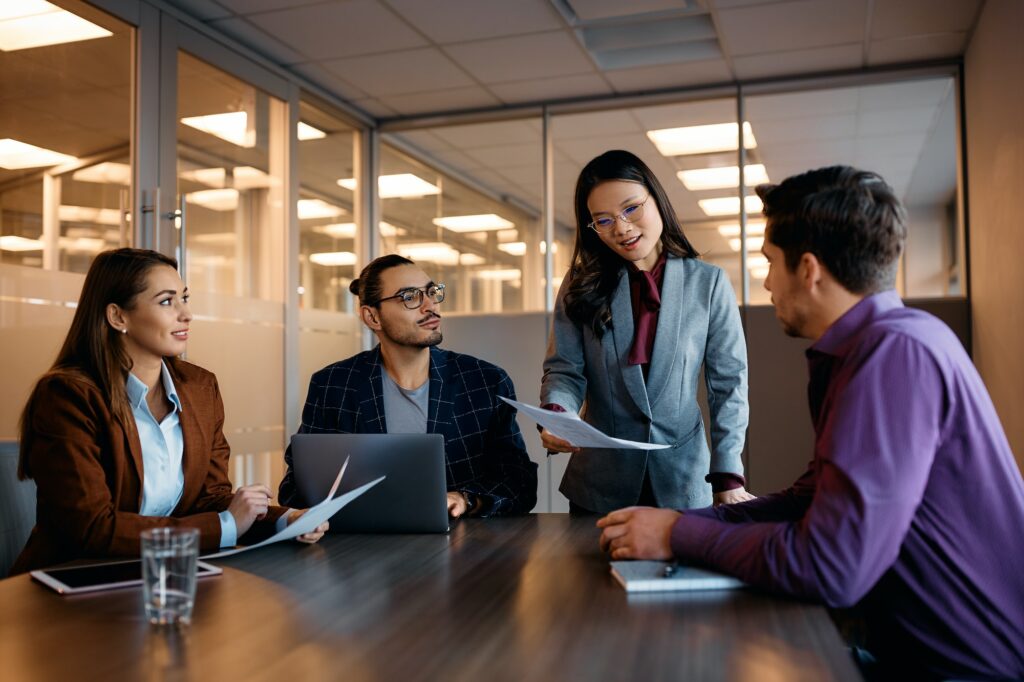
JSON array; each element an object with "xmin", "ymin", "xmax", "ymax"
[
  {"xmin": 810, "ymin": 289, "xmax": 903, "ymax": 357},
  {"xmin": 628, "ymin": 249, "xmax": 668, "ymax": 280},
  {"xmin": 125, "ymin": 360, "xmax": 182, "ymax": 413}
]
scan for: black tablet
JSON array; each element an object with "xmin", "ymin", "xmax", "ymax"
[{"xmin": 31, "ymin": 559, "xmax": 222, "ymax": 595}]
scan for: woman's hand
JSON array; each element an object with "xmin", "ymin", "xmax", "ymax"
[
  {"xmin": 227, "ymin": 484, "xmax": 273, "ymax": 536},
  {"xmin": 286, "ymin": 509, "xmax": 329, "ymax": 544},
  {"xmin": 713, "ymin": 487, "xmax": 756, "ymax": 506},
  {"xmin": 540, "ymin": 428, "xmax": 580, "ymax": 454}
]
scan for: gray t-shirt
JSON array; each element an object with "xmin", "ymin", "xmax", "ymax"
[{"xmin": 381, "ymin": 369, "xmax": 429, "ymax": 433}]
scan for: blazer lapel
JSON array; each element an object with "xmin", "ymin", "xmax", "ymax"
[
  {"xmin": 115, "ymin": 411, "xmax": 146, "ymax": 508},
  {"xmin": 609, "ymin": 270, "xmax": 652, "ymax": 419},
  {"xmin": 174, "ymin": 384, "xmax": 206, "ymax": 514},
  {"xmin": 426, "ymin": 346, "xmax": 453, "ymax": 433},
  {"xmin": 645, "ymin": 257, "xmax": 684, "ymax": 408}
]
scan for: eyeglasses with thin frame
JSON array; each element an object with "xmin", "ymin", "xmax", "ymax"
[
  {"xmin": 374, "ymin": 283, "xmax": 446, "ymax": 309},
  {"xmin": 588, "ymin": 194, "xmax": 650, "ymax": 233}
]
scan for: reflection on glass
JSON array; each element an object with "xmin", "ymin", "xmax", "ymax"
[
  {"xmin": 0, "ymin": 0, "xmax": 131, "ymax": 272},
  {"xmin": 177, "ymin": 52, "xmax": 286, "ymax": 301},
  {"xmin": 379, "ymin": 122, "xmax": 544, "ymax": 313},
  {"xmin": 297, "ymin": 99, "xmax": 359, "ymax": 313},
  {"xmin": 745, "ymin": 77, "xmax": 962, "ymax": 303}
]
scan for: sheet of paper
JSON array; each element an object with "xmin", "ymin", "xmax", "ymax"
[
  {"xmin": 499, "ymin": 397, "xmax": 669, "ymax": 450},
  {"xmin": 202, "ymin": 475, "xmax": 384, "ymax": 560}
]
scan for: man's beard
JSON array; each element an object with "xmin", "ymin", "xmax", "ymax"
[{"xmin": 380, "ymin": 313, "xmax": 443, "ymax": 348}]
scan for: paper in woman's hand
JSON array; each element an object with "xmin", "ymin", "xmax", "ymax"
[{"xmin": 499, "ymin": 397, "xmax": 669, "ymax": 451}]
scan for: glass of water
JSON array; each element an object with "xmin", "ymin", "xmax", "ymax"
[{"xmin": 141, "ymin": 527, "xmax": 199, "ymax": 626}]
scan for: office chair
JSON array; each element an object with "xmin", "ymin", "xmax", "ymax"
[{"xmin": 0, "ymin": 441, "xmax": 36, "ymax": 577}]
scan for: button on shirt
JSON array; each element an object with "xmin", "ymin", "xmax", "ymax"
[
  {"xmin": 127, "ymin": 363, "xmax": 237, "ymax": 548},
  {"xmin": 669, "ymin": 291, "xmax": 1024, "ymax": 679}
]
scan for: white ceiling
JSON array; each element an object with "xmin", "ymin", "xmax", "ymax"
[{"xmin": 164, "ymin": 0, "xmax": 983, "ymax": 119}]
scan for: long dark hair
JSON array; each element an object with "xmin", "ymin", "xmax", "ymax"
[
  {"xmin": 18, "ymin": 248, "xmax": 179, "ymax": 479},
  {"xmin": 564, "ymin": 150, "xmax": 698, "ymax": 337}
]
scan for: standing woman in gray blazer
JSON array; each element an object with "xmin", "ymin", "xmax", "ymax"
[{"xmin": 541, "ymin": 150, "xmax": 753, "ymax": 514}]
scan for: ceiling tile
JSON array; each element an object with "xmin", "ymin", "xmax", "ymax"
[
  {"xmin": 464, "ymin": 143, "xmax": 543, "ymax": 168},
  {"xmin": 444, "ymin": 31, "xmax": 595, "ymax": 83},
  {"xmin": 246, "ymin": 0, "xmax": 427, "ymax": 61},
  {"xmin": 629, "ymin": 98, "xmax": 738, "ymax": 129},
  {"xmin": 732, "ymin": 43, "xmax": 863, "ymax": 79},
  {"xmin": 490, "ymin": 74, "xmax": 612, "ymax": 105},
  {"xmin": 602, "ymin": 59, "xmax": 732, "ymax": 92},
  {"xmin": 289, "ymin": 63, "xmax": 368, "ymax": 100},
  {"xmin": 710, "ymin": 0, "xmax": 794, "ymax": 7},
  {"xmin": 857, "ymin": 109, "xmax": 936, "ymax": 136},
  {"xmin": 163, "ymin": 0, "xmax": 233, "ymax": 20},
  {"xmin": 551, "ymin": 109, "xmax": 641, "ymax": 140},
  {"xmin": 717, "ymin": 0, "xmax": 867, "ymax": 56},
  {"xmin": 350, "ymin": 98, "xmax": 398, "ymax": 118},
  {"xmin": 746, "ymin": 87, "xmax": 859, "ymax": 120},
  {"xmin": 208, "ymin": 18, "xmax": 306, "ymax": 65},
  {"xmin": 377, "ymin": 86, "xmax": 502, "ymax": 116},
  {"xmin": 216, "ymin": 0, "xmax": 317, "ymax": 13},
  {"xmin": 431, "ymin": 120, "xmax": 542, "ymax": 148},
  {"xmin": 857, "ymin": 78, "xmax": 952, "ymax": 111},
  {"xmin": 752, "ymin": 114, "xmax": 857, "ymax": 144},
  {"xmin": 389, "ymin": 130, "xmax": 453, "ymax": 153},
  {"xmin": 867, "ymin": 33, "xmax": 967, "ymax": 65},
  {"xmin": 869, "ymin": 0, "xmax": 982, "ymax": 41},
  {"xmin": 554, "ymin": 133, "xmax": 652, "ymax": 165},
  {"xmin": 321, "ymin": 48, "xmax": 475, "ymax": 97},
  {"xmin": 567, "ymin": 0, "xmax": 686, "ymax": 21},
  {"xmin": 385, "ymin": 0, "xmax": 564, "ymax": 43}
]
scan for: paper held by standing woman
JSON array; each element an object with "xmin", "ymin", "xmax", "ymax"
[{"xmin": 499, "ymin": 397, "xmax": 669, "ymax": 451}]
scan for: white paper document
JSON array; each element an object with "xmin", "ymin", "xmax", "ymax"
[
  {"xmin": 203, "ymin": 465, "xmax": 384, "ymax": 560},
  {"xmin": 499, "ymin": 396, "xmax": 669, "ymax": 451}
]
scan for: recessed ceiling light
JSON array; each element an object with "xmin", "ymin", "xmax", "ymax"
[
  {"xmin": 0, "ymin": 138, "xmax": 76, "ymax": 169},
  {"xmin": 180, "ymin": 167, "xmax": 226, "ymax": 188},
  {"xmin": 73, "ymin": 162, "xmax": 131, "ymax": 185},
  {"xmin": 476, "ymin": 268, "xmax": 521, "ymax": 281},
  {"xmin": 316, "ymin": 223, "xmax": 356, "ymax": 239},
  {"xmin": 337, "ymin": 173, "xmax": 440, "ymax": 199},
  {"xmin": 380, "ymin": 221, "xmax": 404, "ymax": 237},
  {"xmin": 398, "ymin": 242, "xmax": 460, "ymax": 265},
  {"xmin": 432, "ymin": 214, "xmax": 514, "ymax": 232},
  {"xmin": 677, "ymin": 164, "xmax": 769, "ymax": 191},
  {"xmin": 697, "ymin": 195, "xmax": 763, "ymax": 217},
  {"xmin": 497, "ymin": 242, "xmax": 527, "ymax": 256},
  {"xmin": 0, "ymin": 235, "xmax": 44, "ymax": 251},
  {"xmin": 180, "ymin": 112, "xmax": 255, "ymax": 148},
  {"xmin": 717, "ymin": 221, "xmax": 766, "ymax": 238},
  {"xmin": 59, "ymin": 236, "xmax": 106, "ymax": 252},
  {"xmin": 459, "ymin": 253, "xmax": 486, "ymax": 266},
  {"xmin": 191, "ymin": 233, "xmax": 236, "ymax": 246},
  {"xmin": 186, "ymin": 188, "xmax": 239, "ymax": 212},
  {"xmin": 728, "ymin": 236, "xmax": 764, "ymax": 252},
  {"xmin": 297, "ymin": 122, "xmax": 326, "ymax": 141},
  {"xmin": 232, "ymin": 166, "xmax": 275, "ymax": 189},
  {"xmin": 310, "ymin": 251, "xmax": 357, "ymax": 266},
  {"xmin": 297, "ymin": 199, "xmax": 344, "ymax": 220},
  {"xmin": 647, "ymin": 122, "xmax": 757, "ymax": 157},
  {"xmin": 59, "ymin": 206, "xmax": 122, "ymax": 226},
  {"xmin": 0, "ymin": 1, "xmax": 112, "ymax": 52}
]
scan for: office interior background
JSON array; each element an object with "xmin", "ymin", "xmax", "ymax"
[{"xmin": 0, "ymin": 0, "xmax": 1020, "ymax": 513}]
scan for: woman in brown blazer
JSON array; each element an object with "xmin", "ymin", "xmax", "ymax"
[{"xmin": 11, "ymin": 248, "xmax": 326, "ymax": 574}]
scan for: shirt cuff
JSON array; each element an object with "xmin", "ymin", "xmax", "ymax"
[
  {"xmin": 706, "ymin": 472, "xmax": 746, "ymax": 493},
  {"xmin": 275, "ymin": 509, "xmax": 292, "ymax": 533},
  {"xmin": 218, "ymin": 510, "xmax": 238, "ymax": 548}
]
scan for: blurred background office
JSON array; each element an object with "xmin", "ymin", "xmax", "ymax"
[{"xmin": 1, "ymin": 0, "xmax": 1020, "ymax": 515}]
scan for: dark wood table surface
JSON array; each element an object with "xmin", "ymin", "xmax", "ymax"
[{"xmin": 0, "ymin": 514, "xmax": 862, "ymax": 681}]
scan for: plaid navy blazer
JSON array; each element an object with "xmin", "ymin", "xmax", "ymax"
[{"xmin": 279, "ymin": 346, "xmax": 537, "ymax": 516}]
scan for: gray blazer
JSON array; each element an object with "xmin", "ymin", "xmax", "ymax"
[{"xmin": 541, "ymin": 256, "xmax": 748, "ymax": 513}]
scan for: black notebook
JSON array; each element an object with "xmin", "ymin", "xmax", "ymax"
[{"xmin": 610, "ymin": 561, "xmax": 745, "ymax": 593}]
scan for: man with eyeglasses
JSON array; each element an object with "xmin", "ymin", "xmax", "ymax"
[{"xmin": 278, "ymin": 254, "xmax": 538, "ymax": 518}]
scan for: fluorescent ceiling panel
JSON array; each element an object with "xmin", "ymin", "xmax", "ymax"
[
  {"xmin": 297, "ymin": 199, "xmax": 344, "ymax": 220},
  {"xmin": 233, "ymin": 166, "xmax": 275, "ymax": 189},
  {"xmin": 0, "ymin": 138, "xmax": 76, "ymax": 169},
  {"xmin": 647, "ymin": 122, "xmax": 757, "ymax": 157},
  {"xmin": 186, "ymin": 188, "xmax": 239, "ymax": 212},
  {"xmin": 697, "ymin": 195, "xmax": 763, "ymax": 217},
  {"xmin": 297, "ymin": 122, "xmax": 326, "ymax": 141},
  {"xmin": 0, "ymin": 1, "xmax": 112, "ymax": 52},
  {"xmin": 180, "ymin": 167, "xmax": 226, "ymax": 188},
  {"xmin": 398, "ymin": 242, "xmax": 460, "ymax": 265},
  {"xmin": 677, "ymin": 164, "xmax": 769, "ymax": 191},
  {"xmin": 316, "ymin": 223, "xmax": 356, "ymax": 239},
  {"xmin": 380, "ymin": 222, "xmax": 404, "ymax": 237},
  {"xmin": 59, "ymin": 237, "xmax": 105, "ymax": 252},
  {"xmin": 728, "ymin": 236, "xmax": 765, "ymax": 252},
  {"xmin": 0, "ymin": 235, "xmax": 44, "ymax": 251},
  {"xmin": 476, "ymin": 268, "xmax": 521, "ymax": 281},
  {"xmin": 180, "ymin": 111, "xmax": 255, "ymax": 148},
  {"xmin": 73, "ymin": 162, "xmax": 131, "ymax": 185},
  {"xmin": 497, "ymin": 242, "xmax": 527, "ymax": 256},
  {"xmin": 717, "ymin": 221, "xmax": 766, "ymax": 238},
  {"xmin": 459, "ymin": 253, "xmax": 486, "ymax": 266},
  {"xmin": 337, "ymin": 174, "xmax": 440, "ymax": 199},
  {"xmin": 750, "ymin": 265, "xmax": 770, "ymax": 279},
  {"xmin": 310, "ymin": 251, "xmax": 357, "ymax": 266},
  {"xmin": 59, "ymin": 206, "xmax": 122, "ymax": 226},
  {"xmin": 191, "ymin": 233, "xmax": 236, "ymax": 246},
  {"xmin": 432, "ymin": 214, "xmax": 514, "ymax": 232}
]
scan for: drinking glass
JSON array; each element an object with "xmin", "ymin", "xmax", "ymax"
[{"xmin": 141, "ymin": 527, "xmax": 199, "ymax": 625}]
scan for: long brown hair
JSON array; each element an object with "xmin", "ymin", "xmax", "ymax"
[
  {"xmin": 18, "ymin": 248, "xmax": 179, "ymax": 479},
  {"xmin": 565, "ymin": 150, "xmax": 698, "ymax": 337}
]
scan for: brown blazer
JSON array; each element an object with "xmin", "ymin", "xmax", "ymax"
[{"xmin": 11, "ymin": 359, "xmax": 285, "ymax": 574}]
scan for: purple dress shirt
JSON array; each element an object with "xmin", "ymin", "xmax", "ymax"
[{"xmin": 670, "ymin": 291, "xmax": 1024, "ymax": 680}]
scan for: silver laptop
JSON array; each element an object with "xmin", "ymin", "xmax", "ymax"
[{"xmin": 290, "ymin": 433, "xmax": 449, "ymax": 533}]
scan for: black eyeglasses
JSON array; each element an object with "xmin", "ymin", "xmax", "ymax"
[{"xmin": 374, "ymin": 283, "xmax": 446, "ymax": 309}]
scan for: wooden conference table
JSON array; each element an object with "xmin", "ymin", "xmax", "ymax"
[{"xmin": 0, "ymin": 514, "xmax": 861, "ymax": 681}]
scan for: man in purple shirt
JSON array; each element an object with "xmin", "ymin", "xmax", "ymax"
[{"xmin": 597, "ymin": 166, "xmax": 1024, "ymax": 680}]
